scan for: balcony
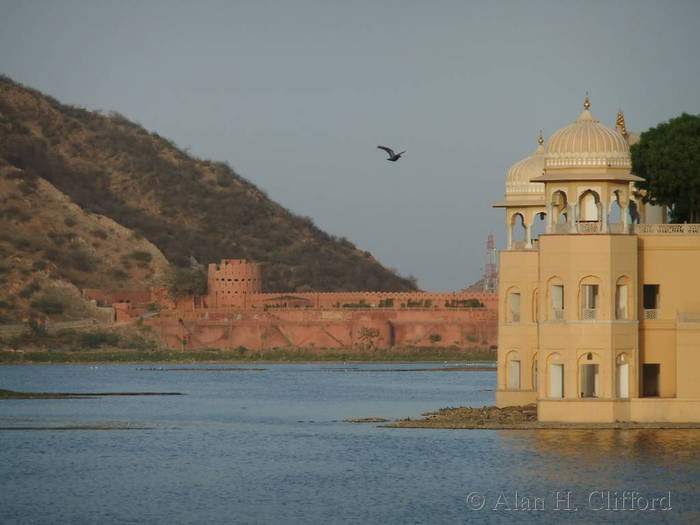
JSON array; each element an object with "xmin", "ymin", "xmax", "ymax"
[
  {"xmin": 643, "ymin": 309, "xmax": 658, "ymax": 320},
  {"xmin": 577, "ymin": 221, "xmax": 602, "ymax": 233},
  {"xmin": 552, "ymin": 223, "xmax": 700, "ymax": 235},
  {"xmin": 635, "ymin": 224, "xmax": 700, "ymax": 234},
  {"xmin": 550, "ymin": 221, "xmax": 630, "ymax": 234}
]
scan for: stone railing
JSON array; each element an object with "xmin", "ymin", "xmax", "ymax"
[
  {"xmin": 607, "ymin": 223, "xmax": 627, "ymax": 233},
  {"xmin": 581, "ymin": 308, "xmax": 598, "ymax": 320},
  {"xmin": 643, "ymin": 309, "xmax": 658, "ymax": 320},
  {"xmin": 552, "ymin": 223, "xmax": 700, "ymax": 235},
  {"xmin": 550, "ymin": 223, "xmax": 569, "ymax": 234},
  {"xmin": 635, "ymin": 224, "xmax": 700, "ymax": 234},
  {"xmin": 550, "ymin": 221, "xmax": 630, "ymax": 234},
  {"xmin": 511, "ymin": 240, "xmax": 538, "ymax": 250},
  {"xmin": 577, "ymin": 221, "xmax": 601, "ymax": 233}
]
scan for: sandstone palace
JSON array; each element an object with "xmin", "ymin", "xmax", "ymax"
[{"xmin": 493, "ymin": 97, "xmax": 700, "ymax": 423}]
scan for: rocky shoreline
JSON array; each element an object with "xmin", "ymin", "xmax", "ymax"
[{"xmin": 360, "ymin": 404, "xmax": 700, "ymax": 429}]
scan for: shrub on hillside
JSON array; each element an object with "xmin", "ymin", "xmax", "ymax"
[
  {"xmin": 167, "ymin": 264, "xmax": 207, "ymax": 297},
  {"xmin": 30, "ymin": 296, "xmax": 65, "ymax": 315},
  {"xmin": 80, "ymin": 331, "xmax": 120, "ymax": 349}
]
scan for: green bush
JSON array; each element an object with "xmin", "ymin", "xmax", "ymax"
[
  {"xmin": 110, "ymin": 268, "xmax": 129, "ymax": 280},
  {"xmin": 167, "ymin": 264, "xmax": 207, "ymax": 297},
  {"xmin": 80, "ymin": 332, "xmax": 120, "ymax": 349},
  {"xmin": 30, "ymin": 296, "xmax": 65, "ymax": 315},
  {"xmin": 92, "ymin": 229, "xmax": 108, "ymax": 240},
  {"xmin": 130, "ymin": 250, "xmax": 152, "ymax": 262},
  {"xmin": 19, "ymin": 282, "xmax": 41, "ymax": 298}
]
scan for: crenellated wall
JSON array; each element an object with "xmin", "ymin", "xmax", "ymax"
[
  {"xmin": 237, "ymin": 290, "xmax": 497, "ymax": 311},
  {"xmin": 92, "ymin": 259, "xmax": 498, "ymax": 350}
]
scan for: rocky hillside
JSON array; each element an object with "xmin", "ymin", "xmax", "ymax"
[{"xmin": 0, "ymin": 76, "xmax": 416, "ymax": 321}]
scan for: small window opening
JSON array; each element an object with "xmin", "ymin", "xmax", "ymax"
[
  {"xmin": 580, "ymin": 364, "xmax": 600, "ymax": 398},
  {"xmin": 508, "ymin": 292, "xmax": 521, "ymax": 323},
  {"xmin": 581, "ymin": 284, "xmax": 598, "ymax": 320},
  {"xmin": 616, "ymin": 284, "xmax": 628, "ymax": 320},
  {"xmin": 551, "ymin": 285, "xmax": 564, "ymax": 320},
  {"xmin": 643, "ymin": 284, "xmax": 660, "ymax": 320}
]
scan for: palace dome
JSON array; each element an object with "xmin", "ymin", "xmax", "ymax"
[
  {"xmin": 544, "ymin": 97, "xmax": 631, "ymax": 170},
  {"xmin": 505, "ymin": 137, "xmax": 546, "ymax": 198}
]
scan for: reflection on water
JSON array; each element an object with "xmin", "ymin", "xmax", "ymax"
[
  {"xmin": 0, "ymin": 364, "xmax": 698, "ymax": 524},
  {"xmin": 501, "ymin": 428, "xmax": 700, "ymax": 461}
]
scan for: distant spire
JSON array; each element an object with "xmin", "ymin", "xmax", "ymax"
[
  {"xmin": 537, "ymin": 130, "xmax": 544, "ymax": 145},
  {"xmin": 583, "ymin": 92, "xmax": 591, "ymax": 110},
  {"xmin": 616, "ymin": 109, "xmax": 628, "ymax": 138}
]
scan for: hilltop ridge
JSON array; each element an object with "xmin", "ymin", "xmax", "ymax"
[{"xmin": 0, "ymin": 75, "xmax": 417, "ymax": 322}]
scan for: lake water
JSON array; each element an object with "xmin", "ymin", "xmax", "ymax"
[{"xmin": 1, "ymin": 363, "xmax": 698, "ymax": 524}]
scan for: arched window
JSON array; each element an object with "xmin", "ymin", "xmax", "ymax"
[
  {"xmin": 507, "ymin": 351, "xmax": 521, "ymax": 390},
  {"xmin": 547, "ymin": 277, "xmax": 565, "ymax": 321},
  {"xmin": 615, "ymin": 276, "xmax": 631, "ymax": 320},
  {"xmin": 578, "ymin": 190, "xmax": 600, "ymax": 221},
  {"xmin": 550, "ymin": 191, "xmax": 568, "ymax": 232},
  {"xmin": 511, "ymin": 213, "xmax": 526, "ymax": 249},
  {"xmin": 578, "ymin": 352, "xmax": 601, "ymax": 398},
  {"xmin": 616, "ymin": 353, "xmax": 629, "ymax": 398},
  {"xmin": 579, "ymin": 276, "xmax": 602, "ymax": 320},
  {"xmin": 609, "ymin": 191, "xmax": 623, "ymax": 224},
  {"xmin": 531, "ymin": 212, "xmax": 546, "ymax": 245},
  {"xmin": 548, "ymin": 353, "xmax": 564, "ymax": 398},
  {"xmin": 507, "ymin": 288, "xmax": 521, "ymax": 323}
]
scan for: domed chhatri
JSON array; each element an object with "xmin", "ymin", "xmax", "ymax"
[
  {"xmin": 505, "ymin": 133, "xmax": 546, "ymax": 199},
  {"xmin": 492, "ymin": 95, "xmax": 700, "ymax": 426},
  {"xmin": 544, "ymin": 96, "xmax": 631, "ymax": 170}
]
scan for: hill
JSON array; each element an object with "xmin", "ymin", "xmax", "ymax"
[{"xmin": 0, "ymin": 75, "xmax": 417, "ymax": 322}]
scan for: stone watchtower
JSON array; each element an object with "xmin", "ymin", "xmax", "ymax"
[{"xmin": 207, "ymin": 259, "xmax": 262, "ymax": 308}]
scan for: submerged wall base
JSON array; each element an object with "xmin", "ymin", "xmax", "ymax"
[{"xmin": 538, "ymin": 398, "xmax": 700, "ymax": 423}]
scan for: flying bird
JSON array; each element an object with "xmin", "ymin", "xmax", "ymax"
[{"xmin": 377, "ymin": 145, "xmax": 405, "ymax": 162}]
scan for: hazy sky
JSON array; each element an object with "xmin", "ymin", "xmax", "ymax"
[{"xmin": 2, "ymin": 1, "xmax": 699, "ymax": 290}]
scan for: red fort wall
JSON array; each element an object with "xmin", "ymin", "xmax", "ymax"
[{"xmin": 102, "ymin": 259, "xmax": 497, "ymax": 351}]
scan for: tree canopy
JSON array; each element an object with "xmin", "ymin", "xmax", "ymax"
[
  {"xmin": 167, "ymin": 264, "xmax": 208, "ymax": 298},
  {"xmin": 631, "ymin": 113, "xmax": 700, "ymax": 223}
]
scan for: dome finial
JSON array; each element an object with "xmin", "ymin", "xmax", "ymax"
[
  {"xmin": 616, "ymin": 108, "xmax": 628, "ymax": 138},
  {"xmin": 537, "ymin": 130, "xmax": 544, "ymax": 145},
  {"xmin": 583, "ymin": 91, "xmax": 591, "ymax": 110}
]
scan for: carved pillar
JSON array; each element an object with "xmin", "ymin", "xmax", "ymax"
[
  {"xmin": 525, "ymin": 222, "xmax": 533, "ymax": 249},
  {"xmin": 568, "ymin": 203, "xmax": 578, "ymax": 233},
  {"xmin": 506, "ymin": 216, "xmax": 513, "ymax": 250},
  {"xmin": 601, "ymin": 201, "xmax": 609, "ymax": 233},
  {"xmin": 545, "ymin": 202, "xmax": 553, "ymax": 233}
]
